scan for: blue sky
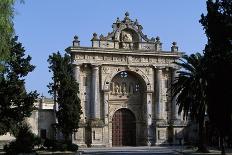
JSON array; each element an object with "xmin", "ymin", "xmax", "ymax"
[{"xmin": 14, "ymin": 0, "xmax": 207, "ymax": 97}]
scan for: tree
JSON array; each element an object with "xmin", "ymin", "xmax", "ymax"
[
  {"xmin": 48, "ymin": 52, "xmax": 82, "ymax": 142},
  {"xmin": 0, "ymin": 36, "xmax": 38, "ymax": 135},
  {"xmin": 171, "ymin": 53, "xmax": 209, "ymax": 152},
  {"xmin": 200, "ymin": 0, "xmax": 232, "ymax": 154},
  {"xmin": 0, "ymin": 0, "xmax": 23, "ymax": 71}
]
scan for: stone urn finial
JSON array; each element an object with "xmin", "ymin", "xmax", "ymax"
[
  {"xmin": 155, "ymin": 36, "xmax": 162, "ymax": 51},
  {"xmin": 92, "ymin": 32, "xmax": 98, "ymax": 40},
  {"xmin": 156, "ymin": 36, "xmax": 160, "ymax": 42},
  {"xmin": 73, "ymin": 35, "xmax": 80, "ymax": 47},
  {"xmin": 171, "ymin": 41, "xmax": 178, "ymax": 52},
  {"xmin": 134, "ymin": 19, "xmax": 139, "ymax": 25},
  {"xmin": 116, "ymin": 17, "xmax": 120, "ymax": 23},
  {"xmin": 125, "ymin": 11, "xmax": 130, "ymax": 17},
  {"xmin": 74, "ymin": 35, "xmax": 78, "ymax": 40}
]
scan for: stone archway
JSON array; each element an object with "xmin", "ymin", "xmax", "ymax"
[
  {"xmin": 108, "ymin": 70, "xmax": 147, "ymax": 146},
  {"xmin": 112, "ymin": 108, "xmax": 136, "ymax": 146}
]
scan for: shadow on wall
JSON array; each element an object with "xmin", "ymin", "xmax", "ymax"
[{"xmin": 158, "ymin": 120, "xmax": 198, "ymax": 146}]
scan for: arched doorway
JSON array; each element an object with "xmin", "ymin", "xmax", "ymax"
[{"xmin": 112, "ymin": 108, "xmax": 136, "ymax": 146}]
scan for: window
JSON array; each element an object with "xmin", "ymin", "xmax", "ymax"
[
  {"xmin": 135, "ymin": 84, "xmax": 139, "ymax": 92},
  {"xmin": 120, "ymin": 71, "xmax": 128, "ymax": 78}
]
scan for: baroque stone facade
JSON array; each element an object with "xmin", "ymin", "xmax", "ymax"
[{"xmin": 66, "ymin": 12, "xmax": 186, "ymax": 147}]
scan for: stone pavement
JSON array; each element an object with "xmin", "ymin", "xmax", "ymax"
[
  {"xmin": 176, "ymin": 147, "xmax": 232, "ymax": 155},
  {"xmin": 80, "ymin": 146, "xmax": 232, "ymax": 155},
  {"xmin": 1, "ymin": 146, "xmax": 232, "ymax": 155},
  {"xmin": 80, "ymin": 146, "xmax": 184, "ymax": 155}
]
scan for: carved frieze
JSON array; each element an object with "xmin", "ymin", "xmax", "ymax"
[{"xmin": 72, "ymin": 52, "xmax": 177, "ymax": 68}]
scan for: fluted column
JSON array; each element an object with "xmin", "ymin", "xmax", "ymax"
[
  {"xmin": 146, "ymin": 92, "xmax": 153, "ymax": 145},
  {"xmin": 171, "ymin": 68, "xmax": 180, "ymax": 120},
  {"xmin": 155, "ymin": 67, "xmax": 163, "ymax": 120},
  {"xmin": 92, "ymin": 65, "xmax": 100, "ymax": 119}
]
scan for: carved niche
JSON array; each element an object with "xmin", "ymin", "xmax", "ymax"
[{"xmin": 120, "ymin": 29, "xmax": 139, "ymax": 50}]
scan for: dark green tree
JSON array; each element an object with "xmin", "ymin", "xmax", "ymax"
[
  {"xmin": 48, "ymin": 52, "xmax": 82, "ymax": 142},
  {"xmin": 0, "ymin": 36, "xmax": 38, "ymax": 135},
  {"xmin": 200, "ymin": 0, "xmax": 232, "ymax": 154},
  {"xmin": 171, "ymin": 53, "xmax": 209, "ymax": 152}
]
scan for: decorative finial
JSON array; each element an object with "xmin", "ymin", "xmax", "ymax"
[
  {"xmin": 172, "ymin": 42, "xmax": 177, "ymax": 46},
  {"xmin": 92, "ymin": 33, "xmax": 98, "ymax": 40},
  {"xmin": 134, "ymin": 19, "xmax": 139, "ymax": 25},
  {"xmin": 151, "ymin": 37, "xmax": 156, "ymax": 42},
  {"xmin": 41, "ymin": 94, "xmax": 45, "ymax": 102},
  {"xmin": 171, "ymin": 41, "xmax": 178, "ymax": 52},
  {"xmin": 156, "ymin": 36, "xmax": 160, "ymax": 41},
  {"xmin": 99, "ymin": 34, "xmax": 104, "ymax": 39},
  {"xmin": 155, "ymin": 36, "xmax": 162, "ymax": 51},
  {"xmin": 99, "ymin": 34, "xmax": 106, "ymax": 40},
  {"xmin": 116, "ymin": 17, "xmax": 120, "ymax": 23},
  {"xmin": 73, "ymin": 35, "xmax": 80, "ymax": 47},
  {"xmin": 125, "ymin": 12, "xmax": 129, "ymax": 17},
  {"xmin": 74, "ymin": 35, "xmax": 78, "ymax": 40}
]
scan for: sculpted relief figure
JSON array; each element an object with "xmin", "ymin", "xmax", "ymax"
[
  {"xmin": 121, "ymin": 31, "xmax": 133, "ymax": 49},
  {"xmin": 115, "ymin": 82, "xmax": 120, "ymax": 94},
  {"xmin": 122, "ymin": 33, "xmax": 132, "ymax": 42}
]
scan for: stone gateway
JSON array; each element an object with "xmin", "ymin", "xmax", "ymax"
[{"xmin": 66, "ymin": 12, "xmax": 186, "ymax": 147}]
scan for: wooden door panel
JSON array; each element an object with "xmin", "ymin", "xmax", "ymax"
[{"xmin": 112, "ymin": 108, "xmax": 136, "ymax": 146}]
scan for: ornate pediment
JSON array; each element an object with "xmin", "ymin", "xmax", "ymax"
[
  {"xmin": 91, "ymin": 12, "xmax": 163, "ymax": 50},
  {"xmin": 69, "ymin": 12, "xmax": 180, "ymax": 53}
]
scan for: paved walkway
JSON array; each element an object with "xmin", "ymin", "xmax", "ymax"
[
  {"xmin": 80, "ymin": 146, "xmax": 232, "ymax": 155},
  {"xmin": 80, "ymin": 146, "xmax": 184, "ymax": 155},
  {"xmin": 1, "ymin": 146, "xmax": 232, "ymax": 155},
  {"xmin": 179, "ymin": 148, "xmax": 232, "ymax": 155}
]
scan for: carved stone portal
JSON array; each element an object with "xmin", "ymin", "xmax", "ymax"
[{"xmin": 67, "ymin": 12, "xmax": 185, "ymax": 147}]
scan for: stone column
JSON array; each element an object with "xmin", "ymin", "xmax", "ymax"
[
  {"xmin": 171, "ymin": 68, "xmax": 180, "ymax": 120},
  {"xmin": 146, "ymin": 92, "xmax": 153, "ymax": 145},
  {"xmin": 155, "ymin": 67, "xmax": 163, "ymax": 120},
  {"xmin": 92, "ymin": 65, "xmax": 100, "ymax": 119},
  {"xmin": 74, "ymin": 64, "xmax": 81, "ymax": 83}
]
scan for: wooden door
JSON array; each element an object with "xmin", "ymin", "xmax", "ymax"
[{"xmin": 112, "ymin": 108, "xmax": 136, "ymax": 146}]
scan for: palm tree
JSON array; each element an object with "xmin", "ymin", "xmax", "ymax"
[{"xmin": 171, "ymin": 53, "xmax": 209, "ymax": 152}]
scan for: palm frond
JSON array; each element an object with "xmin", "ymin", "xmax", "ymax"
[{"xmin": 171, "ymin": 53, "xmax": 207, "ymax": 121}]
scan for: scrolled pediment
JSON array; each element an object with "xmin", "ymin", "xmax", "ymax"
[{"xmin": 91, "ymin": 12, "xmax": 163, "ymax": 51}]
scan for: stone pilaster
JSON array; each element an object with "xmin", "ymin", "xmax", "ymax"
[
  {"xmin": 171, "ymin": 67, "xmax": 181, "ymax": 121},
  {"xmin": 103, "ymin": 91, "xmax": 110, "ymax": 124},
  {"xmin": 155, "ymin": 67, "xmax": 163, "ymax": 120},
  {"xmin": 91, "ymin": 65, "xmax": 100, "ymax": 119},
  {"xmin": 74, "ymin": 64, "xmax": 81, "ymax": 83},
  {"xmin": 74, "ymin": 64, "xmax": 85, "ymax": 120},
  {"xmin": 146, "ymin": 92, "xmax": 154, "ymax": 145}
]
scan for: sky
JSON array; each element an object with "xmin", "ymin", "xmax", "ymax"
[{"xmin": 14, "ymin": 0, "xmax": 207, "ymax": 97}]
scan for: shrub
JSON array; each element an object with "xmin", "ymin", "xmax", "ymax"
[
  {"xmin": 67, "ymin": 143, "xmax": 79, "ymax": 152},
  {"xmin": 43, "ymin": 139, "xmax": 78, "ymax": 152},
  {"xmin": 44, "ymin": 138, "xmax": 54, "ymax": 149},
  {"xmin": 4, "ymin": 123, "xmax": 37, "ymax": 154}
]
